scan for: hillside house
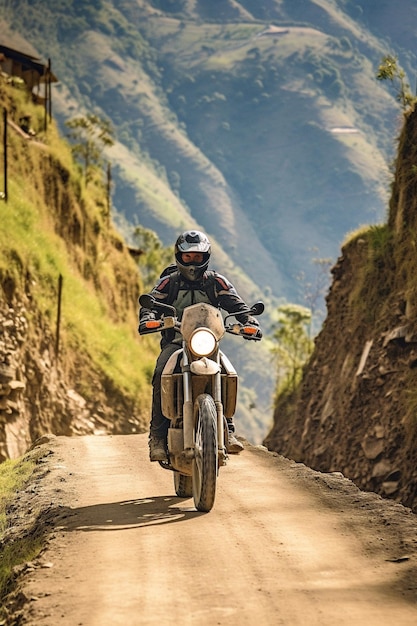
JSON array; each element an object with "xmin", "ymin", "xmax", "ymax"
[{"xmin": 0, "ymin": 43, "xmax": 58, "ymax": 101}]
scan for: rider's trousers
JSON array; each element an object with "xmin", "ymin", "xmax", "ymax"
[{"xmin": 150, "ymin": 342, "xmax": 180, "ymax": 440}]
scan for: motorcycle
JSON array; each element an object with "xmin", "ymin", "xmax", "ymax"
[{"xmin": 139, "ymin": 294, "xmax": 264, "ymax": 512}]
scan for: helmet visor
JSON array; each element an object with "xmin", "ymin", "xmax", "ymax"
[{"xmin": 178, "ymin": 252, "xmax": 210, "ymax": 267}]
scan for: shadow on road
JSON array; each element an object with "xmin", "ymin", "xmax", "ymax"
[{"xmin": 53, "ymin": 496, "xmax": 202, "ymax": 532}]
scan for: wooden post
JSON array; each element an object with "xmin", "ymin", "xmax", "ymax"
[
  {"xmin": 44, "ymin": 63, "xmax": 48, "ymax": 132},
  {"xmin": 48, "ymin": 58, "xmax": 52, "ymax": 121},
  {"xmin": 55, "ymin": 274, "xmax": 63, "ymax": 362},
  {"xmin": 106, "ymin": 161, "xmax": 112, "ymax": 224},
  {"xmin": 2, "ymin": 108, "xmax": 7, "ymax": 202}
]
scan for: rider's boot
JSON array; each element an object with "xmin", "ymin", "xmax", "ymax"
[
  {"xmin": 149, "ymin": 435, "xmax": 167, "ymax": 461},
  {"xmin": 226, "ymin": 419, "xmax": 244, "ymax": 454}
]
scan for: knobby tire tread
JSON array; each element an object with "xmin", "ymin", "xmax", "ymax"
[{"xmin": 193, "ymin": 394, "xmax": 218, "ymax": 512}]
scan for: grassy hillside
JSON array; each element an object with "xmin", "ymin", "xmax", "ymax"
[{"xmin": 0, "ymin": 75, "xmax": 158, "ymax": 440}]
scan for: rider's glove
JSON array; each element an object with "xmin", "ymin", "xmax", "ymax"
[
  {"xmin": 139, "ymin": 311, "xmax": 158, "ymax": 335},
  {"xmin": 139, "ymin": 320, "xmax": 150, "ymax": 335},
  {"xmin": 255, "ymin": 327, "xmax": 263, "ymax": 340},
  {"xmin": 239, "ymin": 314, "xmax": 262, "ymax": 340}
]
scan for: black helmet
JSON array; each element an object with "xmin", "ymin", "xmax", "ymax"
[{"xmin": 175, "ymin": 230, "xmax": 211, "ymax": 281}]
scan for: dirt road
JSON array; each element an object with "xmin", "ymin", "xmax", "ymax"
[{"xmin": 11, "ymin": 434, "xmax": 417, "ymax": 625}]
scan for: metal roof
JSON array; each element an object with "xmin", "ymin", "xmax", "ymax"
[{"xmin": 0, "ymin": 43, "xmax": 58, "ymax": 82}]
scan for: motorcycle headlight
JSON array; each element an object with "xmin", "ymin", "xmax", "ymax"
[{"xmin": 189, "ymin": 328, "xmax": 216, "ymax": 356}]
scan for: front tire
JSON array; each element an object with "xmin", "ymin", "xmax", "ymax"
[
  {"xmin": 174, "ymin": 472, "xmax": 193, "ymax": 498},
  {"xmin": 192, "ymin": 394, "xmax": 218, "ymax": 512}
]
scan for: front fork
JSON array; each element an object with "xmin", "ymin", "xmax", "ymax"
[
  {"xmin": 213, "ymin": 369, "xmax": 227, "ymax": 465},
  {"xmin": 182, "ymin": 349, "xmax": 194, "ymax": 455},
  {"xmin": 182, "ymin": 349, "xmax": 227, "ymax": 465}
]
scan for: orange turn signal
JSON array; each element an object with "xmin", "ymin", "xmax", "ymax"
[
  {"xmin": 145, "ymin": 320, "xmax": 162, "ymax": 328},
  {"xmin": 243, "ymin": 326, "xmax": 257, "ymax": 335}
]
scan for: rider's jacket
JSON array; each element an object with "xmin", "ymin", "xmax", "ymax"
[{"xmin": 139, "ymin": 269, "xmax": 258, "ymax": 346}]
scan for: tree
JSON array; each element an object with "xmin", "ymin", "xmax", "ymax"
[
  {"xmin": 297, "ymin": 252, "xmax": 332, "ymax": 336},
  {"xmin": 376, "ymin": 55, "xmax": 415, "ymax": 110},
  {"xmin": 133, "ymin": 226, "xmax": 172, "ymax": 291},
  {"xmin": 271, "ymin": 304, "xmax": 314, "ymax": 399},
  {"xmin": 65, "ymin": 114, "xmax": 114, "ymax": 183}
]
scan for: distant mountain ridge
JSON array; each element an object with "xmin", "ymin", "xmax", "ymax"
[{"xmin": 2, "ymin": 0, "xmax": 414, "ymax": 309}]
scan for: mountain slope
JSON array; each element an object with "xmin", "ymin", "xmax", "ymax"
[{"xmin": 0, "ymin": 0, "xmax": 406, "ymax": 306}]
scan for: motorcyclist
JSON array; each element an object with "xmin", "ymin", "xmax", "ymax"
[{"xmin": 138, "ymin": 229, "xmax": 262, "ymax": 462}]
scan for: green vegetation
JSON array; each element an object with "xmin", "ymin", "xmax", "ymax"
[
  {"xmin": 297, "ymin": 253, "xmax": 333, "ymax": 335},
  {"xmin": 271, "ymin": 304, "xmax": 314, "ymax": 401},
  {"xmin": 343, "ymin": 223, "xmax": 394, "ymax": 325},
  {"xmin": 0, "ymin": 453, "xmax": 43, "ymax": 611},
  {"xmin": 0, "ymin": 457, "xmax": 35, "ymax": 534},
  {"xmin": 377, "ymin": 55, "xmax": 415, "ymax": 110},
  {"xmin": 269, "ymin": 252, "xmax": 331, "ymax": 423},
  {"xmin": 66, "ymin": 113, "xmax": 114, "ymax": 184},
  {"xmin": 133, "ymin": 225, "xmax": 173, "ymax": 291},
  {"xmin": 0, "ymin": 172, "xmax": 153, "ymax": 399}
]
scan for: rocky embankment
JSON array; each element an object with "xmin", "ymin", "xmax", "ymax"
[
  {"xmin": 266, "ymin": 107, "xmax": 417, "ymax": 513},
  {"xmin": 0, "ymin": 78, "xmax": 151, "ymax": 461},
  {"xmin": 0, "ymin": 299, "xmax": 143, "ymax": 462}
]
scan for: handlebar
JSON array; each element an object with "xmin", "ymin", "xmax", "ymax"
[
  {"xmin": 225, "ymin": 323, "xmax": 262, "ymax": 341},
  {"xmin": 141, "ymin": 317, "xmax": 261, "ymax": 341},
  {"xmin": 139, "ymin": 294, "xmax": 264, "ymax": 341},
  {"xmin": 140, "ymin": 316, "xmax": 180, "ymax": 335}
]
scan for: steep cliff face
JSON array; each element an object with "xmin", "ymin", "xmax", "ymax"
[
  {"xmin": 0, "ymin": 80, "xmax": 152, "ymax": 461},
  {"xmin": 265, "ymin": 107, "xmax": 417, "ymax": 513}
]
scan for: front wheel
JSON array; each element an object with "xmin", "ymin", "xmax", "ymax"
[{"xmin": 192, "ymin": 394, "xmax": 218, "ymax": 512}]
